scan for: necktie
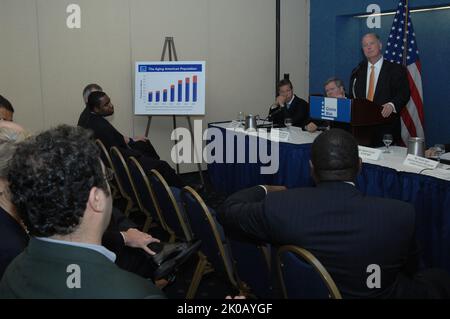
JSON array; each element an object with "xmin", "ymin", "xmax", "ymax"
[{"xmin": 367, "ymin": 65, "xmax": 375, "ymax": 102}]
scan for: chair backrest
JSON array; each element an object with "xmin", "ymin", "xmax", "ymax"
[
  {"xmin": 109, "ymin": 147, "xmax": 138, "ymax": 204},
  {"xmin": 149, "ymin": 169, "xmax": 192, "ymax": 241},
  {"xmin": 95, "ymin": 139, "xmax": 120, "ymax": 192},
  {"xmin": 95, "ymin": 139, "xmax": 114, "ymax": 169},
  {"xmin": 277, "ymin": 245, "xmax": 342, "ymax": 299},
  {"xmin": 181, "ymin": 186, "xmax": 240, "ymax": 289},
  {"xmin": 228, "ymin": 240, "xmax": 273, "ymax": 298},
  {"xmin": 128, "ymin": 157, "xmax": 168, "ymax": 230}
]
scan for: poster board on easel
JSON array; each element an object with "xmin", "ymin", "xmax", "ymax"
[{"xmin": 134, "ymin": 61, "xmax": 206, "ymax": 116}]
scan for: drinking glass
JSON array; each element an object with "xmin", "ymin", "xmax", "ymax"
[
  {"xmin": 383, "ymin": 134, "xmax": 393, "ymax": 153},
  {"xmin": 434, "ymin": 144, "xmax": 445, "ymax": 163},
  {"xmin": 237, "ymin": 111, "xmax": 244, "ymax": 123},
  {"xmin": 284, "ymin": 118, "xmax": 293, "ymax": 131}
]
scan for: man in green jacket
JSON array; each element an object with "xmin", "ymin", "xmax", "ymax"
[{"xmin": 0, "ymin": 125, "xmax": 165, "ymax": 299}]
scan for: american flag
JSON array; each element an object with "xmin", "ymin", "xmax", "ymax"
[{"xmin": 384, "ymin": 0, "xmax": 425, "ymax": 145}]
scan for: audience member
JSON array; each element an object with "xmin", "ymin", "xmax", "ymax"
[
  {"xmin": 0, "ymin": 95, "xmax": 14, "ymax": 122},
  {"xmin": 79, "ymin": 91, "xmax": 184, "ymax": 188},
  {"xmin": 218, "ymin": 129, "xmax": 450, "ymax": 298},
  {"xmin": 0, "ymin": 122, "xmax": 29, "ymax": 278},
  {"xmin": 0, "ymin": 125, "xmax": 165, "ymax": 298}
]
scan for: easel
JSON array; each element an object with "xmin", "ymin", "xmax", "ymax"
[{"xmin": 144, "ymin": 37, "xmax": 205, "ymax": 188}]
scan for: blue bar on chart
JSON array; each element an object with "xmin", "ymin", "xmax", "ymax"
[
  {"xmin": 148, "ymin": 92, "xmax": 153, "ymax": 103},
  {"xmin": 170, "ymin": 85, "xmax": 175, "ymax": 102},
  {"xmin": 185, "ymin": 78, "xmax": 190, "ymax": 102},
  {"xmin": 178, "ymin": 80, "xmax": 183, "ymax": 102},
  {"xmin": 156, "ymin": 91, "xmax": 160, "ymax": 102},
  {"xmin": 163, "ymin": 89, "xmax": 168, "ymax": 102},
  {"xmin": 193, "ymin": 76, "xmax": 198, "ymax": 102}
]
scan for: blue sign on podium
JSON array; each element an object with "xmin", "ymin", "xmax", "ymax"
[{"xmin": 309, "ymin": 96, "xmax": 352, "ymax": 123}]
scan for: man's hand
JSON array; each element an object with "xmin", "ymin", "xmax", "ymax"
[
  {"xmin": 134, "ymin": 136, "xmax": 148, "ymax": 142},
  {"xmin": 425, "ymin": 148, "xmax": 437, "ymax": 158},
  {"xmin": 305, "ymin": 122, "xmax": 318, "ymax": 133},
  {"xmin": 263, "ymin": 185, "xmax": 287, "ymax": 193},
  {"xmin": 121, "ymin": 228, "xmax": 160, "ymax": 256},
  {"xmin": 275, "ymin": 95, "xmax": 287, "ymax": 107},
  {"xmin": 381, "ymin": 103, "xmax": 394, "ymax": 118}
]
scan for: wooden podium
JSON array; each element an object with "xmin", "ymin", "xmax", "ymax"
[
  {"xmin": 309, "ymin": 96, "xmax": 394, "ymax": 146},
  {"xmin": 349, "ymin": 98, "xmax": 392, "ymax": 146}
]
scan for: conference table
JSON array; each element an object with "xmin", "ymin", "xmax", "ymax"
[{"xmin": 207, "ymin": 121, "xmax": 450, "ymax": 272}]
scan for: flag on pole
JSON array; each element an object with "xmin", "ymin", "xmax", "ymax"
[{"xmin": 384, "ymin": 0, "xmax": 425, "ymax": 145}]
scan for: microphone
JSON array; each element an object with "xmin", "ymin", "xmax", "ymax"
[
  {"xmin": 268, "ymin": 103, "xmax": 285, "ymax": 119},
  {"xmin": 350, "ymin": 61, "xmax": 364, "ymax": 98},
  {"xmin": 351, "ymin": 60, "xmax": 364, "ymax": 78}
]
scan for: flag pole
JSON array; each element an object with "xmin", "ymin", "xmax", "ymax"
[{"xmin": 402, "ymin": 0, "xmax": 410, "ymax": 66}]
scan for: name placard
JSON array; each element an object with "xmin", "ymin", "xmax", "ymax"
[
  {"xmin": 228, "ymin": 120, "xmax": 243, "ymax": 129},
  {"xmin": 309, "ymin": 96, "xmax": 352, "ymax": 123},
  {"xmin": 269, "ymin": 129, "xmax": 290, "ymax": 142},
  {"xmin": 358, "ymin": 146, "xmax": 382, "ymax": 161},
  {"xmin": 403, "ymin": 154, "xmax": 439, "ymax": 170}
]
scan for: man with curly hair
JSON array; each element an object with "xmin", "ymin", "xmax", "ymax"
[{"xmin": 0, "ymin": 125, "xmax": 165, "ymax": 299}]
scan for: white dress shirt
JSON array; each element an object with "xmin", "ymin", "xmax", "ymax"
[{"xmin": 366, "ymin": 57, "xmax": 396, "ymax": 112}]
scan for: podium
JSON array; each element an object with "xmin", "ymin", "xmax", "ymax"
[{"xmin": 309, "ymin": 96, "xmax": 393, "ymax": 146}]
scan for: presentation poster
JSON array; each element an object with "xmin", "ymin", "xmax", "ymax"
[{"xmin": 134, "ymin": 61, "xmax": 206, "ymax": 115}]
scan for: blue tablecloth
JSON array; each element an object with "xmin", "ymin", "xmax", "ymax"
[{"xmin": 207, "ymin": 124, "xmax": 450, "ymax": 272}]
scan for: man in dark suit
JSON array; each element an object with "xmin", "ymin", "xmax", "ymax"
[
  {"xmin": 0, "ymin": 125, "xmax": 165, "ymax": 298},
  {"xmin": 0, "ymin": 95, "xmax": 14, "ymax": 122},
  {"xmin": 350, "ymin": 33, "xmax": 411, "ymax": 147},
  {"xmin": 77, "ymin": 83, "xmax": 103, "ymax": 126},
  {"xmin": 269, "ymin": 79, "xmax": 316, "ymax": 131},
  {"xmin": 218, "ymin": 129, "xmax": 450, "ymax": 298},
  {"xmin": 78, "ymin": 91, "xmax": 184, "ymax": 187}
]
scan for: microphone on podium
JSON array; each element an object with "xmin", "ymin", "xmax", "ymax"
[{"xmin": 351, "ymin": 61, "xmax": 364, "ymax": 97}]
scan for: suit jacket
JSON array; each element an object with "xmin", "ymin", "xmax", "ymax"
[
  {"xmin": 0, "ymin": 207, "xmax": 28, "ymax": 279},
  {"xmin": 0, "ymin": 237, "xmax": 165, "ymax": 299},
  {"xmin": 78, "ymin": 111, "xmax": 160, "ymax": 160},
  {"xmin": 217, "ymin": 182, "xmax": 424, "ymax": 299},
  {"xmin": 350, "ymin": 59, "xmax": 410, "ymax": 146},
  {"xmin": 102, "ymin": 207, "xmax": 137, "ymax": 254},
  {"xmin": 268, "ymin": 95, "xmax": 309, "ymax": 128},
  {"xmin": 77, "ymin": 106, "xmax": 89, "ymax": 127}
]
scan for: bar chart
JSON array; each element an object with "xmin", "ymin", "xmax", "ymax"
[
  {"xmin": 135, "ymin": 61, "xmax": 205, "ymax": 116},
  {"xmin": 146, "ymin": 76, "xmax": 198, "ymax": 104}
]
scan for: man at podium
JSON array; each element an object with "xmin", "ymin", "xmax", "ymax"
[{"xmin": 350, "ymin": 33, "xmax": 410, "ymax": 147}]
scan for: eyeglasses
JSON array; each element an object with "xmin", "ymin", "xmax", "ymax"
[{"xmin": 104, "ymin": 167, "xmax": 115, "ymax": 182}]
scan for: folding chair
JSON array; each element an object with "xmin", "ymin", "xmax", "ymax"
[
  {"xmin": 149, "ymin": 169, "xmax": 193, "ymax": 242},
  {"xmin": 277, "ymin": 245, "xmax": 342, "ymax": 299},
  {"xmin": 181, "ymin": 186, "xmax": 249, "ymax": 299}
]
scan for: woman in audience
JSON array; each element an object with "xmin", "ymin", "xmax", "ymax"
[{"xmin": 0, "ymin": 121, "xmax": 29, "ymax": 278}]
